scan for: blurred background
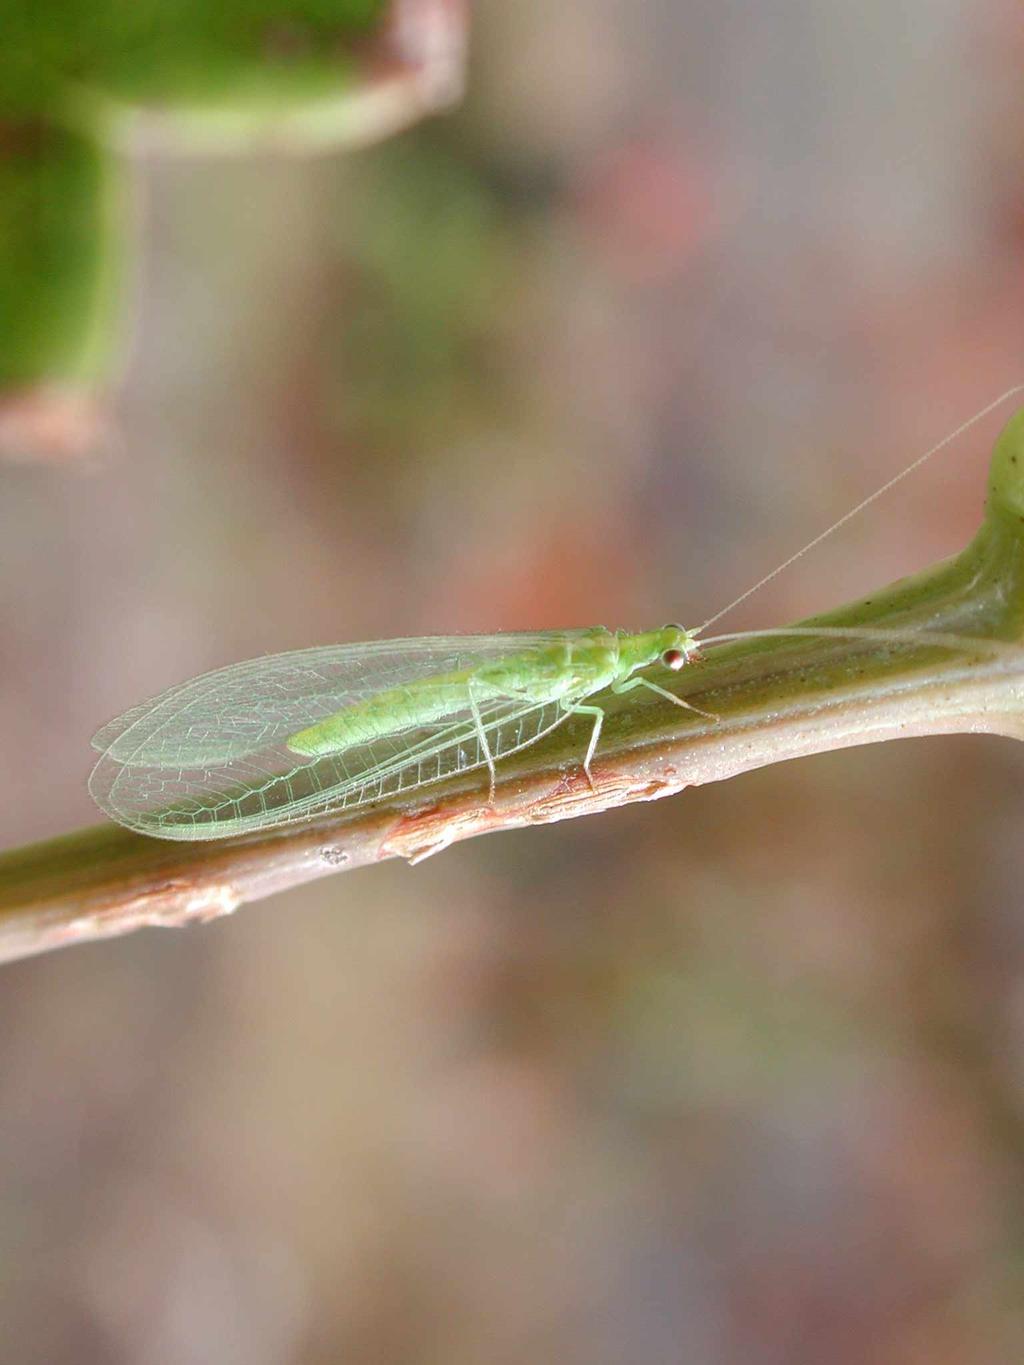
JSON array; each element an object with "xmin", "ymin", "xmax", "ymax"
[{"xmin": 3, "ymin": 0, "xmax": 1024, "ymax": 1360}]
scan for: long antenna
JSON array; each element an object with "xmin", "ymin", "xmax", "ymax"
[{"xmin": 696, "ymin": 384, "xmax": 1024, "ymax": 635}]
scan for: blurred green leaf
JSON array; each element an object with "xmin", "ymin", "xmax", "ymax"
[
  {"xmin": 0, "ymin": 122, "xmax": 118, "ymax": 386},
  {"xmin": 2, "ymin": 1, "xmax": 387, "ymax": 116},
  {"xmin": 0, "ymin": 0, "xmax": 390, "ymax": 392}
]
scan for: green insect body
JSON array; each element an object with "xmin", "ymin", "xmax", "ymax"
[
  {"xmin": 287, "ymin": 627, "xmax": 691, "ymax": 756},
  {"xmin": 89, "ymin": 625, "xmax": 705, "ymax": 841}
]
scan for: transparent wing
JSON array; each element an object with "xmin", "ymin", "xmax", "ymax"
[{"xmin": 88, "ymin": 633, "xmax": 594, "ymax": 840}]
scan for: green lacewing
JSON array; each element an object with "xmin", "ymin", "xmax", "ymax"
[
  {"xmin": 88, "ymin": 388, "xmax": 1024, "ymax": 841},
  {"xmin": 88, "ymin": 626, "xmax": 710, "ymax": 840}
]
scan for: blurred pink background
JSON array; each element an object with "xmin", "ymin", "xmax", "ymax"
[{"xmin": 3, "ymin": 1, "xmax": 1024, "ymax": 1360}]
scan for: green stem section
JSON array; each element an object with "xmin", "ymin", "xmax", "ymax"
[
  {"xmin": 3, "ymin": 410, "xmax": 1024, "ymax": 964},
  {"xmin": 0, "ymin": 122, "xmax": 123, "ymax": 389}
]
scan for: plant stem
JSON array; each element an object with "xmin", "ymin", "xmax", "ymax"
[{"xmin": 3, "ymin": 410, "xmax": 1024, "ymax": 965}]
